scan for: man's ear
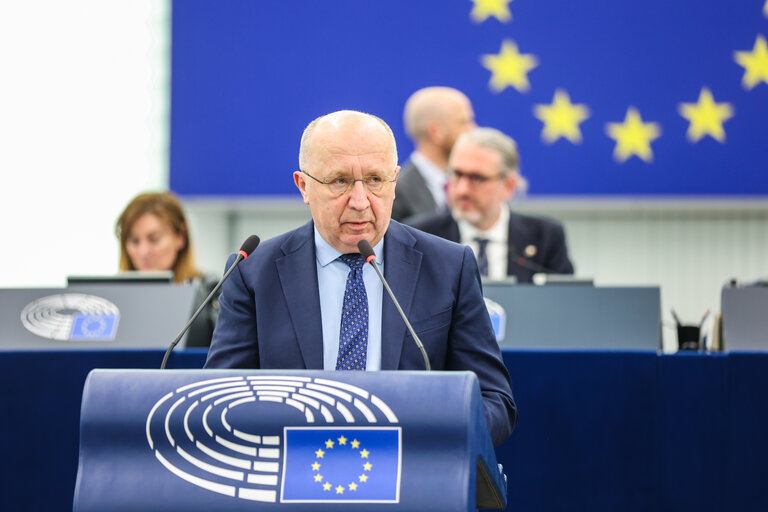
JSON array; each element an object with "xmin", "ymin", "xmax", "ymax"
[
  {"xmin": 294, "ymin": 171, "xmax": 311, "ymax": 205},
  {"xmin": 502, "ymin": 172, "xmax": 518, "ymax": 200},
  {"xmin": 425, "ymin": 120, "xmax": 444, "ymax": 145}
]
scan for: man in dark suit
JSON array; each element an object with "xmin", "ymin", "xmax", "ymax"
[
  {"xmin": 205, "ymin": 111, "xmax": 516, "ymax": 446},
  {"xmin": 409, "ymin": 127, "xmax": 574, "ymax": 284},
  {"xmin": 391, "ymin": 87, "xmax": 476, "ymax": 222}
]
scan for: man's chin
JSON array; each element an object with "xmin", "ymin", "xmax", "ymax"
[
  {"xmin": 451, "ymin": 208, "xmax": 482, "ymax": 225},
  {"xmin": 340, "ymin": 233, "xmax": 372, "ymax": 253}
]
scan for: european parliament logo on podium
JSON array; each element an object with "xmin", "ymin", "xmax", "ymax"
[{"xmin": 145, "ymin": 374, "xmax": 402, "ymax": 504}]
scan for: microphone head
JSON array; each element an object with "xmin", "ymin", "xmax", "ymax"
[
  {"xmin": 239, "ymin": 235, "xmax": 261, "ymax": 258},
  {"xmin": 357, "ymin": 240, "xmax": 376, "ymax": 264}
]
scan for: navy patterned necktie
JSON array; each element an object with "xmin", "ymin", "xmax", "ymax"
[
  {"xmin": 336, "ymin": 253, "xmax": 368, "ymax": 370},
  {"xmin": 475, "ymin": 237, "xmax": 489, "ymax": 277}
]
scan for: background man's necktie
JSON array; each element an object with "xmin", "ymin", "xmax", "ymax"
[
  {"xmin": 336, "ymin": 253, "xmax": 368, "ymax": 370},
  {"xmin": 475, "ymin": 237, "xmax": 489, "ymax": 277}
]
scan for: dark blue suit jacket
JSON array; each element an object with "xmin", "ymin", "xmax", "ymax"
[
  {"xmin": 204, "ymin": 220, "xmax": 517, "ymax": 445},
  {"xmin": 407, "ymin": 209, "xmax": 574, "ymax": 283}
]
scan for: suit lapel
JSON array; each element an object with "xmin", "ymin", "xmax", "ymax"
[
  {"xmin": 380, "ymin": 222, "xmax": 422, "ymax": 370},
  {"xmin": 276, "ymin": 222, "xmax": 324, "ymax": 369}
]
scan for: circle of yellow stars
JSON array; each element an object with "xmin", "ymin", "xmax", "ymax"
[
  {"xmin": 312, "ymin": 435, "xmax": 373, "ymax": 494},
  {"xmin": 469, "ymin": 2, "xmax": 767, "ymax": 164}
]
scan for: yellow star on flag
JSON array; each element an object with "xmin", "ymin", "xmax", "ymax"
[
  {"xmin": 533, "ymin": 89, "xmax": 591, "ymax": 144},
  {"xmin": 470, "ymin": 0, "xmax": 513, "ymax": 23},
  {"xmin": 482, "ymin": 40, "xmax": 538, "ymax": 93},
  {"xmin": 315, "ymin": 449, "xmax": 325, "ymax": 458},
  {"xmin": 337, "ymin": 436, "xmax": 347, "ymax": 445},
  {"xmin": 351, "ymin": 439, "xmax": 360, "ymax": 449},
  {"xmin": 363, "ymin": 462, "xmax": 373, "ymax": 471},
  {"xmin": 311, "ymin": 462, "xmax": 320, "ymax": 471},
  {"xmin": 336, "ymin": 485, "xmax": 345, "ymax": 494},
  {"xmin": 325, "ymin": 439, "xmax": 334, "ymax": 449},
  {"xmin": 360, "ymin": 449, "xmax": 370, "ymax": 458},
  {"xmin": 314, "ymin": 474, "xmax": 323, "ymax": 482},
  {"xmin": 605, "ymin": 107, "xmax": 661, "ymax": 163},
  {"xmin": 734, "ymin": 35, "xmax": 768, "ymax": 90},
  {"xmin": 359, "ymin": 474, "xmax": 368, "ymax": 482},
  {"xmin": 678, "ymin": 87, "xmax": 734, "ymax": 143},
  {"xmin": 323, "ymin": 482, "xmax": 332, "ymax": 491},
  {"xmin": 349, "ymin": 482, "xmax": 358, "ymax": 491}
]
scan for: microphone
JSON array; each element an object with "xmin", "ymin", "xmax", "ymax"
[
  {"xmin": 357, "ymin": 240, "xmax": 431, "ymax": 371},
  {"xmin": 161, "ymin": 235, "xmax": 260, "ymax": 369},
  {"xmin": 508, "ymin": 249, "xmax": 556, "ymax": 274}
]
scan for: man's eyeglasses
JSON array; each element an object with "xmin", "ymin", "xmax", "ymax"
[
  {"xmin": 301, "ymin": 170, "xmax": 397, "ymax": 196},
  {"xmin": 447, "ymin": 169, "xmax": 505, "ymax": 186}
]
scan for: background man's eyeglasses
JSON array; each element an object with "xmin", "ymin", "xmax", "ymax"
[
  {"xmin": 448, "ymin": 169, "xmax": 505, "ymax": 186},
  {"xmin": 301, "ymin": 170, "xmax": 396, "ymax": 195}
]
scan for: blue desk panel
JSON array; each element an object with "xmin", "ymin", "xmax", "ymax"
[{"xmin": 1, "ymin": 349, "xmax": 766, "ymax": 511}]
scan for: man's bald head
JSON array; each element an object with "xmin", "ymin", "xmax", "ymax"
[
  {"xmin": 299, "ymin": 110, "xmax": 398, "ymax": 171},
  {"xmin": 403, "ymin": 87, "xmax": 475, "ymax": 143},
  {"xmin": 402, "ymin": 87, "xmax": 475, "ymax": 168}
]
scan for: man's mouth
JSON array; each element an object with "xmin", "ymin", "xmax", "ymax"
[{"xmin": 343, "ymin": 220, "xmax": 370, "ymax": 230}]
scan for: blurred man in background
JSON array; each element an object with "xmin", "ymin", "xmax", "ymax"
[
  {"xmin": 391, "ymin": 87, "xmax": 476, "ymax": 222},
  {"xmin": 409, "ymin": 127, "xmax": 574, "ymax": 283}
]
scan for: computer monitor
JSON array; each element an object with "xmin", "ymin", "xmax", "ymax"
[
  {"xmin": 67, "ymin": 271, "xmax": 174, "ymax": 285},
  {"xmin": 0, "ymin": 282, "xmax": 197, "ymax": 350},
  {"xmin": 721, "ymin": 286, "xmax": 768, "ymax": 351},
  {"xmin": 482, "ymin": 282, "xmax": 662, "ymax": 350}
]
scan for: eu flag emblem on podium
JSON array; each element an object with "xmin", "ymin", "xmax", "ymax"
[{"xmin": 281, "ymin": 427, "xmax": 401, "ymax": 503}]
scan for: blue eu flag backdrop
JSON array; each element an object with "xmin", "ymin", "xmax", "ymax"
[
  {"xmin": 281, "ymin": 427, "xmax": 401, "ymax": 503},
  {"xmin": 171, "ymin": 1, "xmax": 768, "ymax": 197}
]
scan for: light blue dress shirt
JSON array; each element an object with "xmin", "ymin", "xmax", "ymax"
[{"xmin": 314, "ymin": 228, "xmax": 384, "ymax": 371}]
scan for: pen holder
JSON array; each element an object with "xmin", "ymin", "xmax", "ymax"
[{"xmin": 677, "ymin": 325, "xmax": 700, "ymax": 350}]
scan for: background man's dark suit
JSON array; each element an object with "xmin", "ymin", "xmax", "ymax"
[
  {"xmin": 408, "ymin": 209, "xmax": 574, "ymax": 283},
  {"xmin": 205, "ymin": 220, "xmax": 517, "ymax": 446},
  {"xmin": 390, "ymin": 160, "xmax": 439, "ymax": 222}
]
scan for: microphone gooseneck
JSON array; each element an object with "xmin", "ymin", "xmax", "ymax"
[
  {"xmin": 508, "ymin": 248, "xmax": 555, "ymax": 274},
  {"xmin": 161, "ymin": 235, "xmax": 261, "ymax": 369},
  {"xmin": 357, "ymin": 240, "xmax": 431, "ymax": 371}
]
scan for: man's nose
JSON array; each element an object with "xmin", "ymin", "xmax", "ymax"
[{"xmin": 347, "ymin": 180, "xmax": 371, "ymax": 210}]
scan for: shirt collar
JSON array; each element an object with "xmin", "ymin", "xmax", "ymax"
[
  {"xmin": 314, "ymin": 227, "xmax": 384, "ymax": 268},
  {"xmin": 410, "ymin": 151, "xmax": 447, "ymax": 186}
]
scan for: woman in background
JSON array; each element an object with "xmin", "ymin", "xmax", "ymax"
[{"xmin": 115, "ymin": 192, "xmax": 218, "ymax": 347}]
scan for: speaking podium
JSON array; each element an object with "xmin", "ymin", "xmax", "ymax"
[{"xmin": 74, "ymin": 369, "xmax": 507, "ymax": 511}]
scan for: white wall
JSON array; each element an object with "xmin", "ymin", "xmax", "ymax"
[{"xmin": 0, "ymin": 0, "xmax": 170, "ymax": 287}]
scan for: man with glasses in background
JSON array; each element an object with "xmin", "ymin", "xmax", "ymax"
[
  {"xmin": 205, "ymin": 110, "xmax": 517, "ymax": 447},
  {"xmin": 409, "ymin": 127, "xmax": 574, "ymax": 283}
]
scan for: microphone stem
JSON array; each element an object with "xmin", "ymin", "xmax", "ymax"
[
  {"xmin": 160, "ymin": 253, "xmax": 244, "ymax": 369},
  {"xmin": 369, "ymin": 262, "xmax": 431, "ymax": 371}
]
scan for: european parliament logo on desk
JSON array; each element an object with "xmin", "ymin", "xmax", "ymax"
[
  {"xmin": 20, "ymin": 293, "xmax": 120, "ymax": 341},
  {"xmin": 281, "ymin": 427, "xmax": 401, "ymax": 503}
]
